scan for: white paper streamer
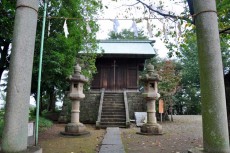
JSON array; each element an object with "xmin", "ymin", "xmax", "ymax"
[
  {"xmin": 163, "ymin": 23, "xmax": 168, "ymax": 39},
  {"xmin": 146, "ymin": 20, "xmax": 153, "ymax": 38},
  {"xmin": 63, "ymin": 19, "xmax": 69, "ymax": 38},
  {"xmin": 48, "ymin": 19, "xmax": 50, "ymax": 37},
  {"xmin": 177, "ymin": 22, "xmax": 182, "ymax": 37},
  {"xmin": 113, "ymin": 19, "xmax": 119, "ymax": 33},
  {"xmin": 86, "ymin": 21, "xmax": 91, "ymax": 33},
  {"xmin": 131, "ymin": 20, "xmax": 138, "ymax": 37}
]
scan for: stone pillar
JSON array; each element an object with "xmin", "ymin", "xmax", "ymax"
[
  {"xmin": 71, "ymin": 100, "xmax": 80, "ymax": 123},
  {"xmin": 1, "ymin": 0, "xmax": 39, "ymax": 152},
  {"xmin": 137, "ymin": 64, "xmax": 162, "ymax": 135},
  {"xmin": 61, "ymin": 63, "xmax": 89, "ymax": 136},
  {"xmin": 193, "ymin": 1, "xmax": 230, "ymax": 152}
]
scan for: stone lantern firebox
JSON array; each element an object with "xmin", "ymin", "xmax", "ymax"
[
  {"xmin": 61, "ymin": 63, "xmax": 89, "ymax": 136},
  {"xmin": 138, "ymin": 64, "xmax": 163, "ymax": 135}
]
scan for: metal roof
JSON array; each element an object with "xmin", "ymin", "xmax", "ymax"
[{"xmin": 97, "ymin": 40, "xmax": 156, "ymax": 56}]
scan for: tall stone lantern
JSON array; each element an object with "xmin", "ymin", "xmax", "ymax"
[
  {"xmin": 61, "ymin": 63, "xmax": 89, "ymax": 136},
  {"xmin": 138, "ymin": 64, "xmax": 163, "ymax": 135}
]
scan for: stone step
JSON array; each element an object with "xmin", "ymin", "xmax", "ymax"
[
  {"xmin": 100, "ymin": 125, "xmax": 127, "ymax": 128},
  {"xmin": 103, "ymin": 103, "xmax": 124, "ymax": 106},
  {"xmin": 104, "ymin": 96, "xmax": 123, "ymax": 99},
  {"xmin": 101, "ymin": 118, "xmax": 126, "ymax": 122},
  {"xmin": 100, "ymin": 122, "xmax": 126, "ymax": 126},
  {"xmin": 103, "ymin": 99, "xmax": 124, "ymax": 102},
  {"xmin": 101, "ymin": 112, "xmax": 125, "ymax": 115},
  {"xmin": 103, "ymin": 102, "xmax": 124, "ymax": 105},
  {"xmin": 104, "ymin": 93, "xmax": 123, "ymax": 96},
  {"xmin": 102, "ymin": 109, "xmax": 125, "ymax": 112},
  {"xmin": 100, "ymin": 93, "xmax": 126, "ymax": 128},
  {"xmin": 101, "ymin": 114, "xmax": 126, "ymax": 118},
  {"xmin": 104, "ymin": 95, "xmax": 124, "ymax": 99},
  {"xmin": 102, "ymin": 105, "xmax": 125, "ymax": 109}
]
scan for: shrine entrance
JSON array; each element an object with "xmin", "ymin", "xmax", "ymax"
[{"xmin": 91, "ymin": 58, "xmax": 141, "ymax": 91}]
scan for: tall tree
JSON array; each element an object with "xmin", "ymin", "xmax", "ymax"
[
  {"xmin": 0, "ymin": 1, "xmax": 16, "ymax": 82},
  {"xmin": 31, "ymin": 0, "xmax": 102, "ymax": 112}
]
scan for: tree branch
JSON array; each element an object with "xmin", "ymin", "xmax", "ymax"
[
  {"xmin": 219, "ymin": 27, "xmax": 230, "ymax": 34},
  {"xmin": 136, "ymin": 0, "xmax": 192, "ymax": 23},
  {"xmin": 122, "ymin": 2, "xmax": 140, "ymax": 7}
]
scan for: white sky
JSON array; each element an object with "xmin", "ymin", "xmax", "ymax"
[{"xmin": 96, "ymin": 0, "xmax": 185, "ymax": 58}]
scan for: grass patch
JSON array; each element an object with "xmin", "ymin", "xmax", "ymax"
[{"xmin": 40, "ymin": 124, "xmax": 105, "ymax": 153}]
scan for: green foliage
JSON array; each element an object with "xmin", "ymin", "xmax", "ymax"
[
  {"xmin": 0, "ymin": 110, "xmax": 4, "ymax": 137},
  {"xmin": 37, "ymin": 117, "xmax": 53, "ymax": 131},
  {"xmin": 217, "ymin": 0, "xmax": 230, "ymax": 32},
  {"xmin": 108, "ymin": 29, "xmax": 149, "ymax": 40},
  {"xmin": 29, "ymin": 109, "xmax": 53, "ymax": 132},
  {"xmin": 0, "ymin": 1, "xmax": 15, "ymax": 81},
  {"xmin": 31, "ymin": 0, "xmax": 102, "ymax": 111},
  {"xmin": 176, "ymin": 26, "xmax": 230, "ymax": 114}
]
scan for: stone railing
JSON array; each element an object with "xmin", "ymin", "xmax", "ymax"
[
  {"xmin": 96, "ymin": 88, "xmax": 105, "ymax": 129},
  {"xmin": 124, "ymin": 90, "xmax": 130, "ymax": 127}
]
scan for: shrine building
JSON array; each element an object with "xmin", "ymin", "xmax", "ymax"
[{"xmin": 91, "ymin": 39, "xmax": 156, "ymax": 91}]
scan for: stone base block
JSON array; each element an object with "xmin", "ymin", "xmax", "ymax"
[
  {"xmin": 60, "ymin": 123, "xmax": 90, "ymax": 136},
  {"xmin": 188, "ymin": 147, "xmax": 204, "ymax": 153},
  {"xmin": 0, "ymin": 146, "xmax": 42, "ymax": 153},
  {"xmin": 96, "ymin": 121, "xmax": 100, "ymax": 129},
  {"xmin": 58, "ymin": 116, "xmax": 68, "ymax": 123},
  {"xmin": 137, "ymin": 123, "xmax": 163, "ymax": 135}
]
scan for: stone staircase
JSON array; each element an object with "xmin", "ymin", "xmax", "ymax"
[{"xmin": 100, "ymin": 92, "xmax": 127, "ymax": 128}]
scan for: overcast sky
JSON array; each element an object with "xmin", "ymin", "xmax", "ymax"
[{"xmin": 96, "ymin": 0, "xmax": 185, "ymax": 58}]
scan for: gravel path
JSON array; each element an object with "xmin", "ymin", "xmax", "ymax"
[{"xmin": 121, "ymin": 115, "xmax": 203, "ymax": 153}]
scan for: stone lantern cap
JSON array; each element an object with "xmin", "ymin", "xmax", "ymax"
[
  {"xmin": 68, "ymin": 63, "xmax": 88, "ymax": 83},
  {"xmin": 140, "ymin": 64, "xmax": 162, "ymax": 82}
]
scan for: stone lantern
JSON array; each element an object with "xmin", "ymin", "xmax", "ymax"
[
  {"xmin": 138, "ymin": 64, "xmax": 162, "ymax": 135},
  {"xmin": 61, "ymin": 63, "xmax": 89, "ymax": 136}
]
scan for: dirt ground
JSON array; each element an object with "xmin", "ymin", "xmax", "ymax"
[
  {"xmin": 121, "ymin": 115, "xmax": 203, "ymax": 153},
  {"xmin": 38, "ymin": 115, "xmax": 203, "ymax": 153}
]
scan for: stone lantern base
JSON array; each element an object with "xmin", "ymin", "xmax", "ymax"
[
  {"xmin": 60, "ymin": 123, "xmax": 90, "ymax": 136},
  {"xmin": 137, "ymin": 123, "xmax": 163, "ymax": 135}
]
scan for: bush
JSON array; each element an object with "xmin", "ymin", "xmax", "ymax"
[
  {"xmin": 0, "ymin": 109, "xmax": 53, "ymax": 137},
  {"xmin": 38, "ymin": 117, "xmax": 53, "ymax": 132}
]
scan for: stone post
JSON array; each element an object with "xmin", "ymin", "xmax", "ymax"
[
  {"xmin": 1, "ymin": 0, "xmax": 39, "ymax": 152},
  {"xmin": 191, "ymin": 0, "xmax": 230, "ymax": 152},
  {"xmin": 61, "ymin": 63, "xmax": 89, "ymax": 136},
  {"xmin": 137, "ymin": 64, "xmax": 162, "ymax": 135}
]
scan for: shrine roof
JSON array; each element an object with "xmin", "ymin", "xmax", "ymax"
[{"xmin": 97, "ymin": 40, "xmax": 155, "ymax": 57}]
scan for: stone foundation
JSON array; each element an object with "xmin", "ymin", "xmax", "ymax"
[
  {"xmin": 126, "ymin": 92, "xmax": 146, "ymax": 119},
  {"xmin": 60, "ymin": 91, "xmax": 146, "ymax": 123}
]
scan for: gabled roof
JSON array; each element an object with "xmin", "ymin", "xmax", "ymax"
[{"xmin": 97, "ymin": 40, "xmax": 155, "ymax": 58}]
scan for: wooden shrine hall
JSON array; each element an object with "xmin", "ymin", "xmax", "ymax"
[{"xmin": 91, "ymin": 40, "xmax": 155, "ymax": 91}]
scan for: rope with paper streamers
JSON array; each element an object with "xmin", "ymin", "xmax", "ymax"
[{"xmin": 44, "ymin": 16, "xmax": 183, "ymax": 39}]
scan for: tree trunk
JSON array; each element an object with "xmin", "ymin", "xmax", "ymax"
[
  {"xmin": 47, "ymin": 88, "xmax": 56, "ymax": 112},
  {"xmin": 194, "ymin": 1, "xmax": 230, "ymax": 152}
]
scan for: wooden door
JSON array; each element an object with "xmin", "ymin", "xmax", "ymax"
[
  {"xmin": 127, "ymin": 66, "xmax": 138, "ymax": 89},
  {"xmin": 100, "ymin": 66, "xmax": 114, "ymax": 90},
  {"xmin": 115, "ymin": 65, "xmax": 126, "ymax": 90}
]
